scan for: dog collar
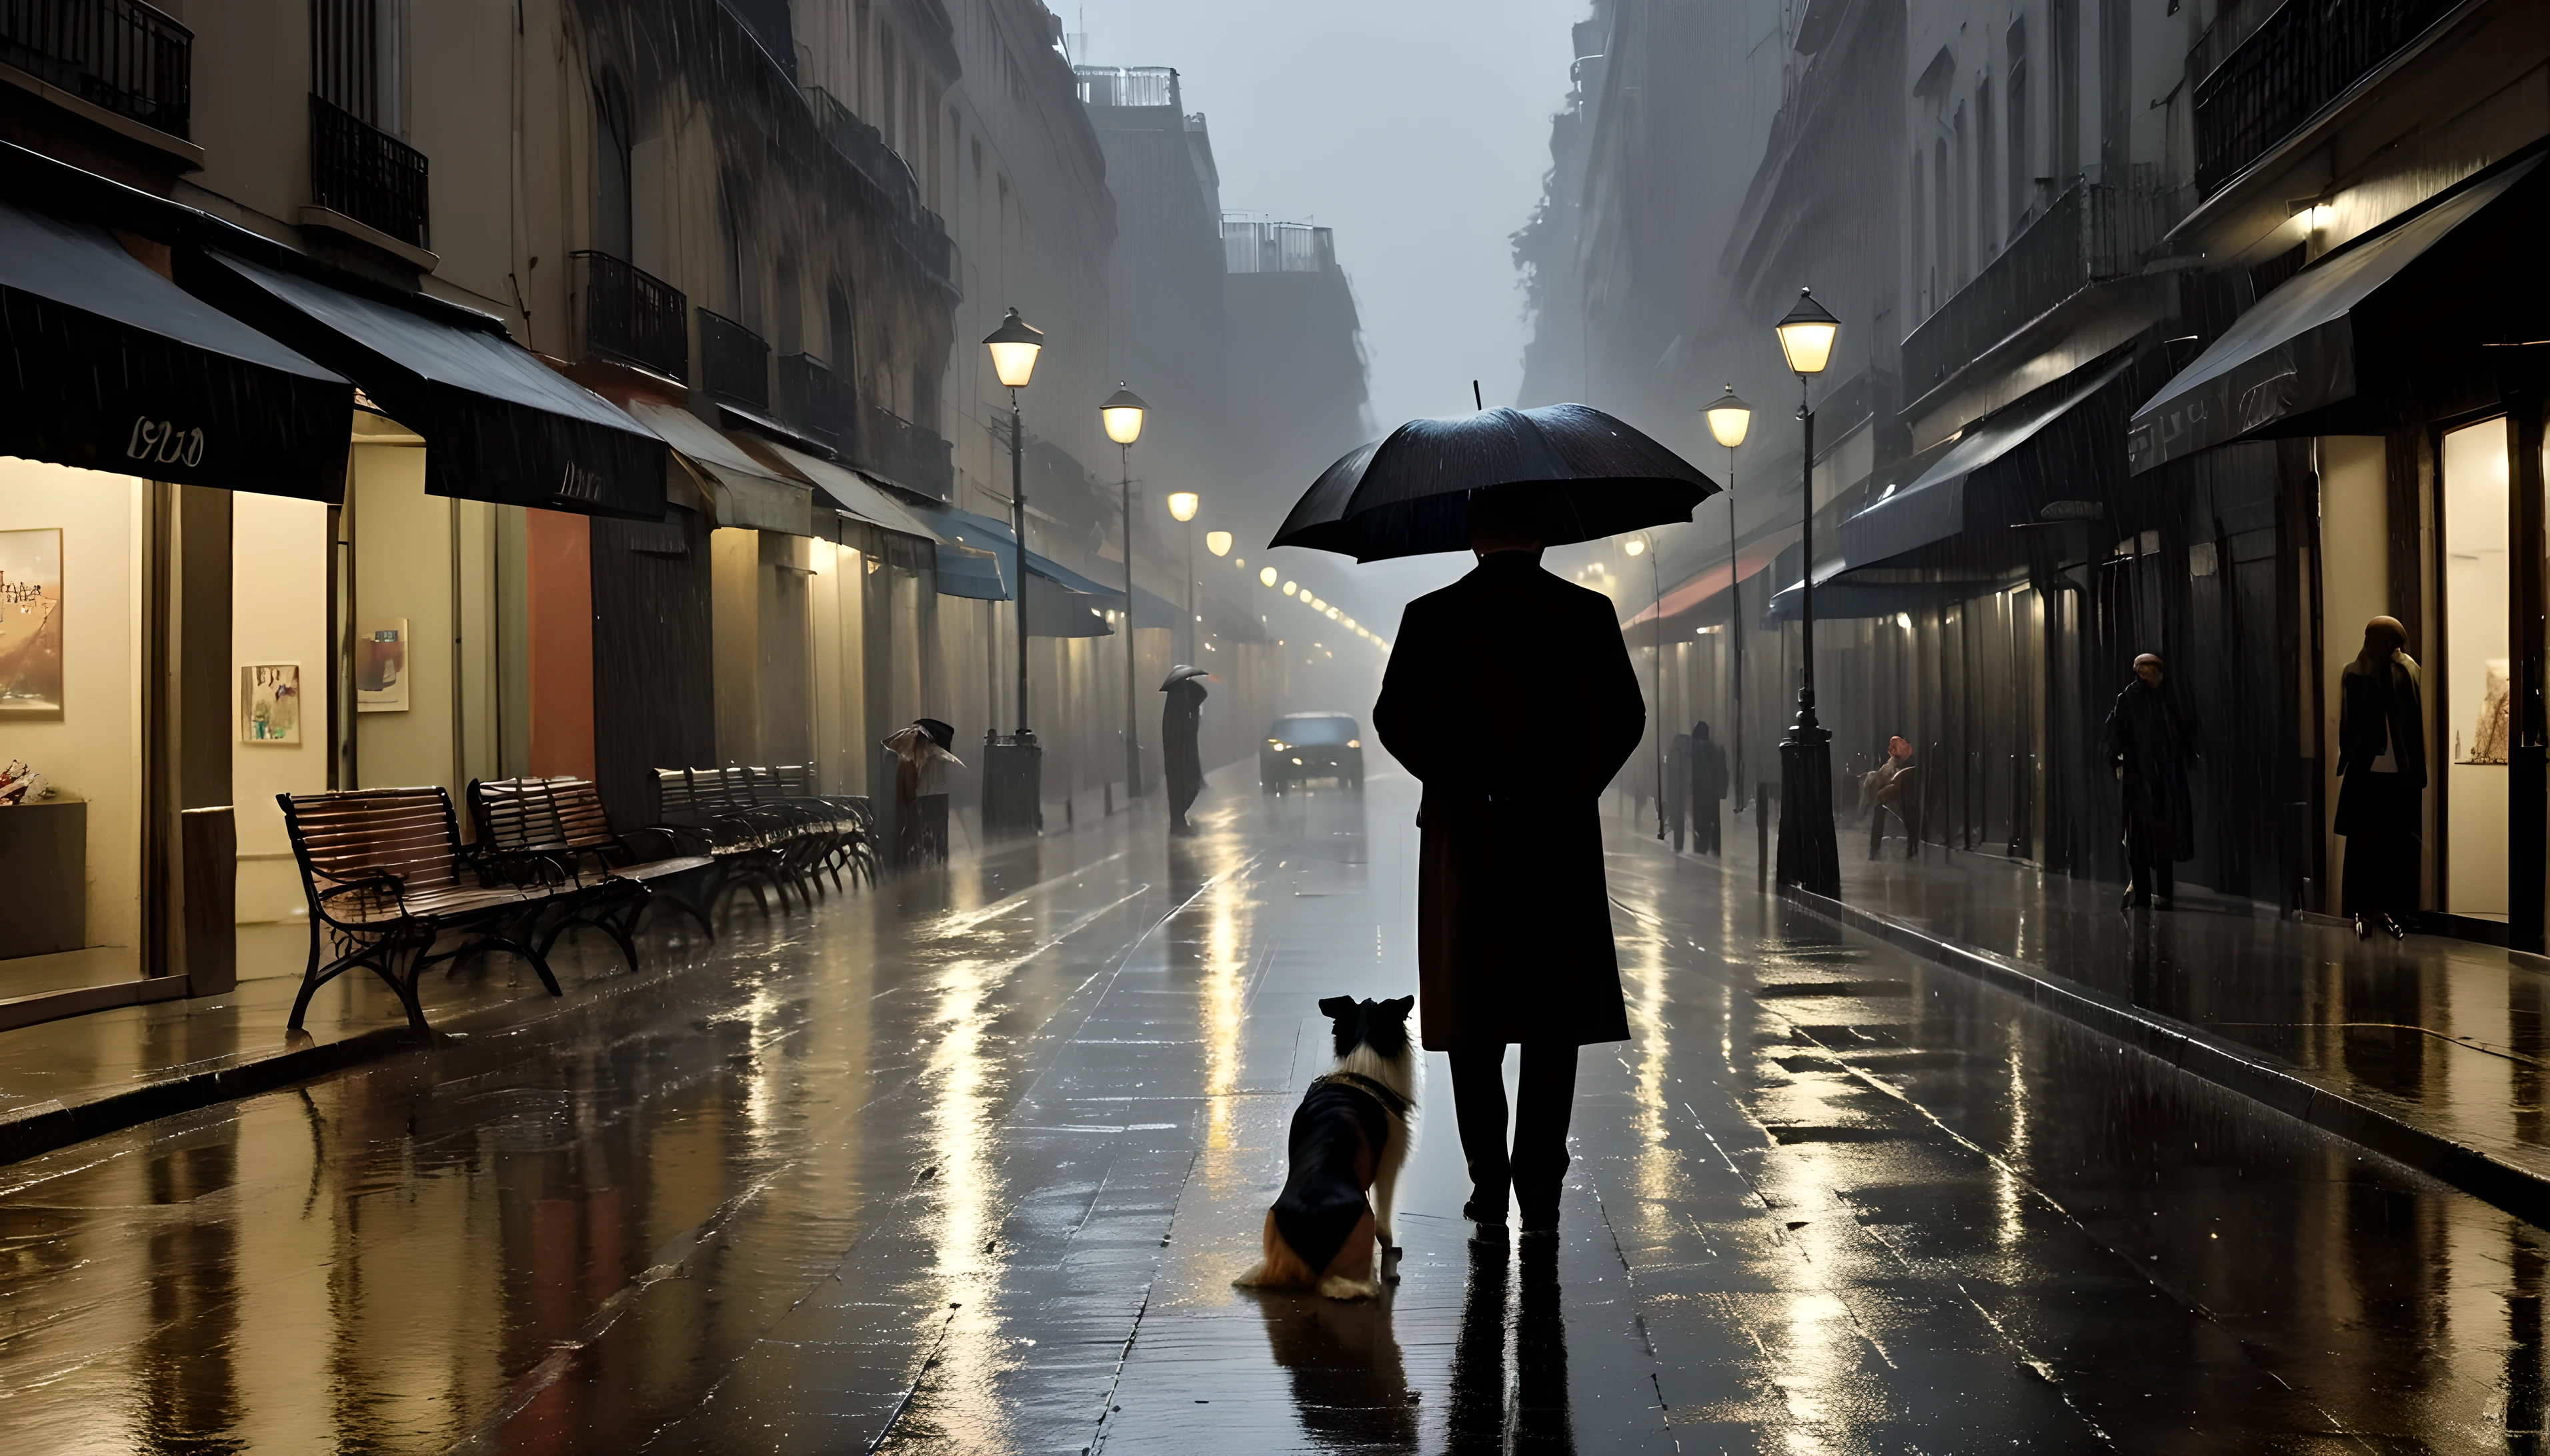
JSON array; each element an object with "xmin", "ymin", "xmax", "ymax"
[{"xmin": 1316, "ymin": 1070, "xmax": 1410, "ymax": 1119}]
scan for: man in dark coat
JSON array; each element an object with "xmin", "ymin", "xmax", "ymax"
[
  {"xmin": 2101, "ymin": 652, "xmax": 2201, "ymax": 909},
  {"xmin": 1664, "ymin": 731, "xmax": 1692, "ymax": 851},
  {"xmin": 1690, "ymin": 720, "xmax": 1728, "ymax": 855},
  {"xmin": 1372, "ymin": 491, "xmax": 1645, "ymax": 1233},
  {"xmin": 1162, "ymin": 669, "xmax": 1208, "ymax": 833}
]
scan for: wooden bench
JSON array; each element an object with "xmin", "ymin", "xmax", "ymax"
[
  {"xmin": 467, "ymin": 776, "xmax": 721, "ymax": 958},
  {"xmin": 277, "ymin": 786, "xmax": 568, "ymax": 1033},
  {"xmin": 652, "ymin": 766, "xmax": 874, "ymax": 911}
]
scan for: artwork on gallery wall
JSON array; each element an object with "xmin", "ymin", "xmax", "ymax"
[
  {"xmin": 242, "ymin": 663, "xmax": 303, "ymax": 743},
  {"xmin": 356, "ymin": 619, "xmax": 409, "ymax": 713},
  {"xmin": 0, "ymin": 527, "xmax": 63, "ymax": 721}
]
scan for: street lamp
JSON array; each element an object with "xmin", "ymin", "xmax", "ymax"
[
  {"xmin": 1167, "ymin": 491, "xmax": 1200, "ymax": 662},
  {"xmin": 1706, "ymin": 384, "xmax": 1752, "ymax": 815},
  {"xmin": 1773, "ymin": 287, "xmax": 1840, "ymax": 895},
  {"xmin": 1206, "ymin": 530, "xmax": 1232, "ymax": 557},
  {"xmin": 982, "ymin": 305, "xmax": 1044, "ymax": 836},
  {"xmin": 1102, "ymin": 384, "xmax": 1146, "ymax": 800},
  {"xmin": 1260, "ymin": 567, "xmax": 1278, "ymax": 587}
]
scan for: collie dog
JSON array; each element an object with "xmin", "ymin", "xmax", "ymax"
[{"xmin": 1234, "ymin": 995, "xmax": 1416, "ymax": 1301}]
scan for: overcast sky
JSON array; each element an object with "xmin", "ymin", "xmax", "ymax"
[{"xmin": 1072, "ymin": 0, "xmax": 1582, "ymax": 616}]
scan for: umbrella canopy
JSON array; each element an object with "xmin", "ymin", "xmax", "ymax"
[
  {"xmin": 1270, "ymin": 403, "xmax": 1716, "ymax": 561},
  {"xmin": 1160, "ymin": 665, "xmax": 1214, "ymax": 691}
]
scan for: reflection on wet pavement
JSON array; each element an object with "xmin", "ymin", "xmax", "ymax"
[{"xmin": 0, "ymin": 769, "xmax": 2543, "ymax": 1449}]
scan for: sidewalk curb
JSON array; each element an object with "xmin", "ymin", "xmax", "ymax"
[
  {"xmin": 1781, "ymin": 887, "xmax": 2550, "ymax": 1231},
  {"xmin": 0, "ymin": 1025, "xmax": 424, "ymax": 1167}
]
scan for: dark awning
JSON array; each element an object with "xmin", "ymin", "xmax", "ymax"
[
  {"xmin": 934, "ymin": 542, "xmax": 1008, "ymax": 600},
  {"xmin": 1843, "ymin": 354, "xmax": 2137, "ymax": 567},
  {"xmin": 0, "ymin": 200, "xmax": 349, "ymax": 498},
  {"xmin": 626, "ymin": 401, "xmax": 812, "ymax": 535},
  {"xmin": 908, "ymin": 505, "xmax": 1121, "ymax": 635},
  {"xmin": 179, "ymin": 251, "xmax": 666, "ymax": 518},
  {"xmin": 2128, "ymin": 153, "xmax": 2550, "ymax": 474}
]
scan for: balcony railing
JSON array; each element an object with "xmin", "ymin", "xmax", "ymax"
[
  {"xmin": 1900, "ymin": 169, "xmax": 2181, "ymax": 400},
  {"xmin": 2193, "ymin": 0, "xmax": 2459, "ymax": 199},
  {"xmin": 1074, "ymin": 65, "xmax": 1178, "ymax": 109},
  {"xmin": 571, "ymin": 250, "xmax": 687, "ymax": 382},
  {"xmin": 1222, "ymin": 218, "xmax": 1336, "ymax": 275},
  {"xmin": 851, "ymin": 404, "xmax": 953, "ymax": 501},
  {"xmin": 697, "ymin": 308, "xmax": 770, "ymax": 411},
  {"xmin": 309, "ymin": 93, "xmax": 428, "ymax": 249},
  {"xmin": 806, "ymin": 86, "xmax": 958, "ymax": 290},
  {"xmin": 0, "ymin": 0, "xmax": 191, "ymax": 138},
  {"xmin": 776, "ymin": 353, "xmax": 852, "ymax": 448}
]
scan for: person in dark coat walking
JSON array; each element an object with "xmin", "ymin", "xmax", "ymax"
[
  {"xmin": 1162, "ymin": 668, "xmax": 1208, "ymax": 833},
  {"xmin": 2101, "ymin": 653, "xmax": 2201, "ymax": 909},
  {"xmin": 2336, "ymin": 615, "xmax": 2425, "ymax": 939},
  {"xmin": 1690, "ymin": 720, "xmax": 1728, "ymax": 855},
  {"xmin": 1372, "ymin": 490, "xmax": 1645, "ymax": 1233},
  {"xmin": 1664, "ymin": 731, "xmax": 1692, "ymax": 851}
]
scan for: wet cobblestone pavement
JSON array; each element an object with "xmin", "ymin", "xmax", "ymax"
[{"xmin": 1, "ymin": 769, "xmax": 2545, "ymax": 1451}]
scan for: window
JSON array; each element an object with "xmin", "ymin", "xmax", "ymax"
[
  {"xmin": 1909, "ymin": 150, "xmax": 1928, "ymax": 316},
  {"xmin": 1933, "ymin": 137, "xmax": 1951, "ymax": 300},
  {"xmin": 1953, "ymin": 101, "xmax": 1971, "ymax": 287},
  {"xmin": 593, "ymin": 75, "xmax": 633, "ymax": 259},
  {"xmin": 311, "ymin": 0, "xmax": 393, "ymax": 129},
  {"xmin": 2050, "ymin": 0, "xmax": 2080, "ymax": 183},
  {"xmin": 2006, "ymin": 19, "xmax": 2030, "ymax": 231},
  {"xmin": 1975, "ymin": 83, "xmax": 1995, "ymax": 258}
]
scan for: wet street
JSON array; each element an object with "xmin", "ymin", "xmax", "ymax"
[{"xmin": 2, "ymin": 767, "xmax": 2544, "ymax": 1452}]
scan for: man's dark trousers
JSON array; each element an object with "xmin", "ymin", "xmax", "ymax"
[
  {"xmin": 1695, "ymin": 800, "xmax": 1721, "ymax": 854},
  {"xmin": 1448, "ymin": 1043, "xmax": 1579, "ymax": 1223}
]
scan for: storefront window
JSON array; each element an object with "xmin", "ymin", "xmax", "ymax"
[
  {"xmin": 0, "ymin": 460, "xmax": 142, "ymax": 992},
  {"xmin": 2443, "ymin": 416, "xmax": 2511, "ymax": 919}
]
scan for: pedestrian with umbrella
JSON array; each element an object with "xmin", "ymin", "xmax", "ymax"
[
  {"xmin": 1162, "ymin": 665, "xmax": 1212, "ymax": 835},
  {"xmin": 881, "ymin": 717, "xmax": 961, "ymax": 867},
  {"xmin": 1282, "ymin": 401, "xmax": 1715, "ymax": 1234}
]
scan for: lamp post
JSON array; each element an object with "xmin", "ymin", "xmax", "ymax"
[
  {"xmin": 1706, "ymin": 385, "xmax": 1753, "ymax": 812},
  {"xmin": 1102, "ymin": 385, "xmax": 1146, "ymax": 799},
  {"xmin": 1167, "ymin": 490, "xmax": 1200, "ymax": 663},
  {"xmin": 1626, "ymin": 531, "xmax": 1663, "ymax": 839},
  {"xmin": 983, "ymin": 306, "xmax": 1044, "ymax": 835},
  {"xmin": 1772, "ymin": 288, "xmax": 1840, "ymax": 895}
]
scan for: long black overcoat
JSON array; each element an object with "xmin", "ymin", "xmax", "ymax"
[
  {"xmin": 2100, "ymin": 678, "xmax": 2201, "ymax": 862},
  {"xmin": 1372, "ymin": 551, "xmax": 1644, "ymax": 1050},
  {"xmin": 1163, "ymin": 679, "xmax": 1206, "ymax": 819}
]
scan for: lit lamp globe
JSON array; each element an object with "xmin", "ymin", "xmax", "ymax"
[
  {"xmin": 1774, "ymin": 288, "xmax": 1840, "ymax": 377},
  {"xmin": 1282, "ymin": 580, "xmax": 1298, "ymax": 596},
  {"xmin": 983, "ymin": 307, "xmax": 1044, "ymax": 388},
  {"xmin": 1260, "ymin": 567, "xmax": 1278, "ymax": 587},
  {"xmin": 1706, "ymin": 385, "xmax": 1753, "ymax": 449},
  {"xmin": 1166, "ymin": 491, "xmax": 1200, "ymax": 523},
  {"xmin": 1206, "ymin": 530, "xmax": 1233, "ymax": 557},
  {"xmin": 1100, "ymin": 385, "xmax": 1146, "ymax": 444},
  {"xmin": 1624, "ymin": 533, "xmax": 1649, "ymax": 557}
]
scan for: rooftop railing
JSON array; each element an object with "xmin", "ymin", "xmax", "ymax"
[
  {"xmin": 571, "ymin": 250, "xmax": 688, "ymax": 382},
  {"xmin": 310, "ymin": 92, "xmax": 429, "ymax": 249},
  {"xmin": 2192, "ymin": 0, "xmax": 2459, "ymax": 199},
  {"xmin": 0, "ymin": 0, "xmax": 191, "ymax": 139},
  {"xmin": 1222, "ymin": 218, "xmax": 1336, "ymax": 275},
  {"xmin": 1074, "ymin": 65, "xmax": 1178, "ymax": 109}
]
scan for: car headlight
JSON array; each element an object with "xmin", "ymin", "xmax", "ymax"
[
  {"xmin": 1291, "ymin": 757, "xmax": 1303, "ymax": 765},
  {"xmin": 1347, "ymin": 739, "xmax": 1360, "ymax": 748}
]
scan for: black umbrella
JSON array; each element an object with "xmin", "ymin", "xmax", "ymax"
[
  {"xmin": 1160, "ymin": 665, "xmax": 1214, "ymax": 691},
  {"xmin": 1269, "ymin": 403, "xmax": 1717, "ymax": 561}
]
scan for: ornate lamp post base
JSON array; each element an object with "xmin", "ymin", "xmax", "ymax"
[{"xmin": 1775, "ymin": 700, "xmax": 1838, "ymax": 896}]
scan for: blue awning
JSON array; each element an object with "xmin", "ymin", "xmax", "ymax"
[
  {"xmin": 909, "ymin": 505, "xmax": 1128, "ymax": 604},
  {"xmin": 934, "ymin": 542, "xmax": 1008, "ymax": 600}
]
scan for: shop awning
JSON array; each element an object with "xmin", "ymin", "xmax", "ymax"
[
  {"xmin": 2127, "ymin": 153, "xmax": 2548, "ymax": 475},
  {"xmin": 1843, "ymin": 353, "xmax": 2137, "ymax": 566},
  {"xmin": 1763, "ymin": 573, "xmax": 1994, "ymax": 625},
  {"xmin": 909, "ymin": 505, "xmax": 1124, "ymax": 635},
  {"xmin": 179, "ymin": 251, "xmax": 666, "ymax": 517},
  {"xmin": 934, "ymin": 542, "xmax": 1008, "ymax": 600},
  {"xmin": 626, "ymin": 402, "xmax": 814, "ymax": 537},
  {"xmin": 0, "ymin": 200, "xmax": 350, "ymax": 499},
  {"xmin": 753, "ymin": 441, "xmax": 939, "ymax": 541}
]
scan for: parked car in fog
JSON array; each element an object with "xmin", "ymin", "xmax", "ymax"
[{"xmin": 1262, "ymin": 713, "xmax": 1364, "ymax": 792}]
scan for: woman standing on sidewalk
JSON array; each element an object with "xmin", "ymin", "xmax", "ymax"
[{"xmin": 2337, "ymin": 616, "xmax": 2426, "ymax": 939}]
